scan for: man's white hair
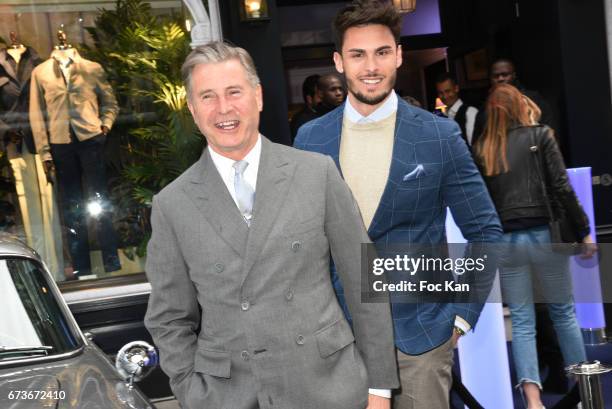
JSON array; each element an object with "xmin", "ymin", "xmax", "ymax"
[{"xmin": 182, "ymin": 41, "xmax": 261, "ymax": 101}]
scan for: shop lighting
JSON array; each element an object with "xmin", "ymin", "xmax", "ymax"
[
  {"xmin": 240, "ymin": 0, "xmax": 270, "ymax": 23},
  {"xmin": 392, "ymin": 0, "xmax": 417, "ymax": 14},
  {"xmin": 87, "ymin": 200, "xmax": 103, "ymax": 217}
]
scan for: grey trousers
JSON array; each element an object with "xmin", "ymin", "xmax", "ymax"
[{"xmin": 393, "ymin": 337, "xmax": 454, "ymax": 409}]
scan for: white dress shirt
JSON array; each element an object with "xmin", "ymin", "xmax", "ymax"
[
  {"xmin": 208, "ymin": 135, "xmax": 261, "ymax": 214},
  {"xmin": 345, "ymin": 92, "xmax": 473, "ymax": 338},
  {"xmin": 52, "ymin": 48, "xmax": 76, "ymax": 85},
  {"xmin": 345, "ymin": 90, "xmax": 398, "ymax": 124},
  {"xmin": 447, "ymin": 99, "xmax": 478, "ymax": 145}
]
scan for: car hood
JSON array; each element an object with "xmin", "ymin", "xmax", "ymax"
[{"xmin": 0, "ymin": 345, "xmax": 154, "ymax": 409}]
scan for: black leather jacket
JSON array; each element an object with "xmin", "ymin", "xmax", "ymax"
[{"xmin": 477, "ymin": 125, "xmax": 590, "ymax": 238}]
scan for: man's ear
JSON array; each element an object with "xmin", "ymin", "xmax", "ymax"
[
  {"xmin": 396, "ymin": 44, "xmax": 403, "ymax": 69},
  {"xmin": 333, "ymin": 51, "xmax": 344, "ymax": 74},
  {"xmin": 187, "ymin": 98, "xmax": 195, "ymax": 116},
  {"xmin": 256, "ymin": 84, "xmax": 263, "ymax": 112}
]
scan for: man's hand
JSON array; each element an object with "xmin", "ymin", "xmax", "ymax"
[
  {"xmin": 101, "ymin": 125, "xmax": 110, "ymax": 135},
  {"xmin": 367, "ymin": 394, "xmax": 390, "ymax": 409},
  {"xmin": 451, "ymin": 330, "xmax": 461, "ymax": 347},
  {"xmin": 43, "ymin": 160, "xmax": 55, "ymax": 185},
  {"xmin": 580, "ymin": 234, "xmax": 598, "ymax": 259}
]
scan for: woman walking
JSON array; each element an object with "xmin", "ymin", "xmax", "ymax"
[{"xmin": 474, "ymin": 84, "xmax": 596, "ymax": 409}]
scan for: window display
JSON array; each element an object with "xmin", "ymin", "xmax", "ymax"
[{"xmin": 0, "ymin": 0, "xmax": 190, "ymax": 283}]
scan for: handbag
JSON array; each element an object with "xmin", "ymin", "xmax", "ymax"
[{"xmin": 529, "ymin": 127, "xmax": 581, "ymax": 255}]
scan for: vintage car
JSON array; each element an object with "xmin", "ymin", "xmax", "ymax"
[{"xmin": 0, "ymin": 234, "xmax": 158, "ymax": 409}]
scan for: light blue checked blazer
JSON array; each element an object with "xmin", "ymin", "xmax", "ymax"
[{"xmin": 294, "ymin": 98, "xmax": 502, "ymax": 355}]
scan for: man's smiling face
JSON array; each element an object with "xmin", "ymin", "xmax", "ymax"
[
  {"xmin": 187, "ymin": 58, "xmax": 263, "ymax": 160},
  {"xmin": 333, "ymin": 24, "xmax": 402, "ymax": 116}
]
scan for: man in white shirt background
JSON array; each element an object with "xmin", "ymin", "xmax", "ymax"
[{"xmin": 435, "ymin": 73, "xmax": 479, "ymax": 146}]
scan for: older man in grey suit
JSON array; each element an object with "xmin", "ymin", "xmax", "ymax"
[{"xmin": 144, "ymin": 42, "xmax": 399, "ymax": 409}]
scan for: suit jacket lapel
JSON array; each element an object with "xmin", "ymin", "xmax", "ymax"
[
  {"xmin": 327, "ymin": 106, "xmax": 344, "ymax": 175},
  {"xmin": 18, "ymin": 48, "xmax": 38, "ymax": 86},
  {"xmin": 241, "ymin": 137, "xmax": 295, "ymax": 285},
  {"xmin": 50, "ymin": 58, "xmax": 67, "ymax": 89},
  {"xmin": 183, "ymin": 149, "xmax": 249, "ymax": 258},
  {"xmin": 371, "ymin": 100, "xmax": 423, "ymax": 233}
]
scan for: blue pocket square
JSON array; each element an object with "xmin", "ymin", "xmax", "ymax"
[{"xmin": 403, "ymin": 164, "xmax": 425, "ymax": 181}]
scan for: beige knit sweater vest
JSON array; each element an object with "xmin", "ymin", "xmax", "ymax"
[{"xmin": 339, "ymin": 112, "xmax": 396, "ymax": 229}]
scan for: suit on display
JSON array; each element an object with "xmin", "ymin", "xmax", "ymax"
[
  {"xmin": 0, "ymin": 46, "xmax": 41, "ymax": 155},
  {"xmin": 0, "ymin": 45, "xmax": 64, "ymax": 278},
  {"xmin": 30, "ymin": 47, "xmax": 120, "ymax": 275}
]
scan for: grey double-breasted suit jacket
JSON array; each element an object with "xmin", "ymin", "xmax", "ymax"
[{"xmin": 144, "ymin": 137, "xmax": 398, "ymax": 409}]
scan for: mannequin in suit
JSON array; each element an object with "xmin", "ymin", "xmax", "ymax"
[
  {"xmin": 0, "ymin": 31, "xmax": 63, "ymax": 278},
  {"xmin": 30, "ymin": 30, "xmax": 120, "ymax": 277}
]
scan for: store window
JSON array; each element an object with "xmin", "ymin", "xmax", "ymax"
[{"xmin": 0, "ymin": 0, "xmax": 203, "ymax": 283}]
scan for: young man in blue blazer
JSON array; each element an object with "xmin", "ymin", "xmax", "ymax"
[{"xmin": 294, "ymin": 1, "xmax": 502, "ymax": 408}]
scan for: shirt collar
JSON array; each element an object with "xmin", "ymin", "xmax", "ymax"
[
  {"xmin": 51, "ymin": 48, "xmax": 79, "ymax": 67},
  {"xmin": 208, "ymin": 134, "xmax": 262, "ymax": 174},
  {"xmin": 447, "ymin": 99, "xmax": 464, "ymax": 115},
  {"xmin": 344, "ymin": 90, "xmax": 398, "ymax": 124}
]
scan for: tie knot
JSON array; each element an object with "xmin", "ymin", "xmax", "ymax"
[{"xmin": 233, "ymin": 160, "xmax": 249, "ymax": 175}]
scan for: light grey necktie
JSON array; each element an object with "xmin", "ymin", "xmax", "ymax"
[{"xmin": 233, "ymin": 160, "xmax": 255, "ymax": 225}]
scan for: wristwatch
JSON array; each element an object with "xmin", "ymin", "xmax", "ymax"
[{"xmin": 453, "ymin": 326, "xmax": 466, "ymax": 337}]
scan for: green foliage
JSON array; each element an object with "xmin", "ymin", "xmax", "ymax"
[{"xmin": 83, "ymin": 0, "xmax": 203, "ymax": 255}]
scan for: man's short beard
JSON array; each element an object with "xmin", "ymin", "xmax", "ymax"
[
  {"xmin": 346, "ymin": 73, "xmax": 396, "ymax": 106},
  {"xmin": 352, "ymin": 88, "xmax": 392, "ymax": 106}
]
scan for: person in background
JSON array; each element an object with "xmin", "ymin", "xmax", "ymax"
[
  {"xmin": 315, "ymin": 73, "xmax": 346, "ymax": 115},
  {"xmin": 473, "ymin": 58, "xmax": 556, "ymax": 145},
  {"xmin": 485, "ymin": 57, "xmax": 570, "ymax": 393},
  {"xmin": 289, "ymin": 74, "xmax": 321, "ymax": 141},
  {"xmin": 474, "ymin": 83, "xmax": 595, "ymax": 409},
  {"xmin": 435, "ymin": 73, "xmax": 478, "ymax": 146}
]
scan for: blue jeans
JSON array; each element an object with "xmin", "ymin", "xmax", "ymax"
[{"xmin": 500, "ymin": 225, "xmax": 586, "ymax": 389}]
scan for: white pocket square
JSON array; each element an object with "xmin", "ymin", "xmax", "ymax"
[{"xmin": 403, "ymin": 164, "xmax": 425, "ymax": 181}]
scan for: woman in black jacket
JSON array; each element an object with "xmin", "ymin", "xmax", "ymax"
[{"xmin": 474, "ymin": 84, "xmax": 595, "ymax": 409}]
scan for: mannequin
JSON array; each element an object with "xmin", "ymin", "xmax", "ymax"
[
  {"xmin": 0, "ymin": 31, "xmax": 64, "ymax": 280},
  {"xmin": 7, "ymin": 32, "xmax": 27, "ymax": 65},
  {"xmin": 30, "ymin": 29, "xmax": 121, "ymax": 278}
]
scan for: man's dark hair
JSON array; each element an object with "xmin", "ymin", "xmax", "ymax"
[
  {"xmin": 435, "ymin": 72, "xmax": 457, "ymax": 86},
  {"xmin": 490, "ymin": 57, "xmax": 515, "ymax": 72},
  {"xmin": 317, "ymin": 73, "xmax": 343, "ymax": 90},
  {"xmin": 302, "ymin": 74, "xmax": 320, "ymax": 103},
  {"xmin": 332, "ymin": 0, "xmax": 402, "ymax": 52}
]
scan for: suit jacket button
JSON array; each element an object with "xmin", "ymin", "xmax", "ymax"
[
  {"xmin": 241, "ymin": 350, "xmax": 250, "ymax": 361},
  {"xmin": 291, "ymin": 241, "xmax": 301, "ymax": 251},
  {"xmin": 296, "ymin": 335, "xmax": 305, "ymax": 345},
  {"xmin": 214, "ymin": 263, "xmax": 224, "ymax": 273},
  {"xmin": 241, "ymin": 301, "xmax": 250, "ymax": 311},
  {"xmin": 285, "ymin": 290, "xmax": 294, "ymax": 301}
]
